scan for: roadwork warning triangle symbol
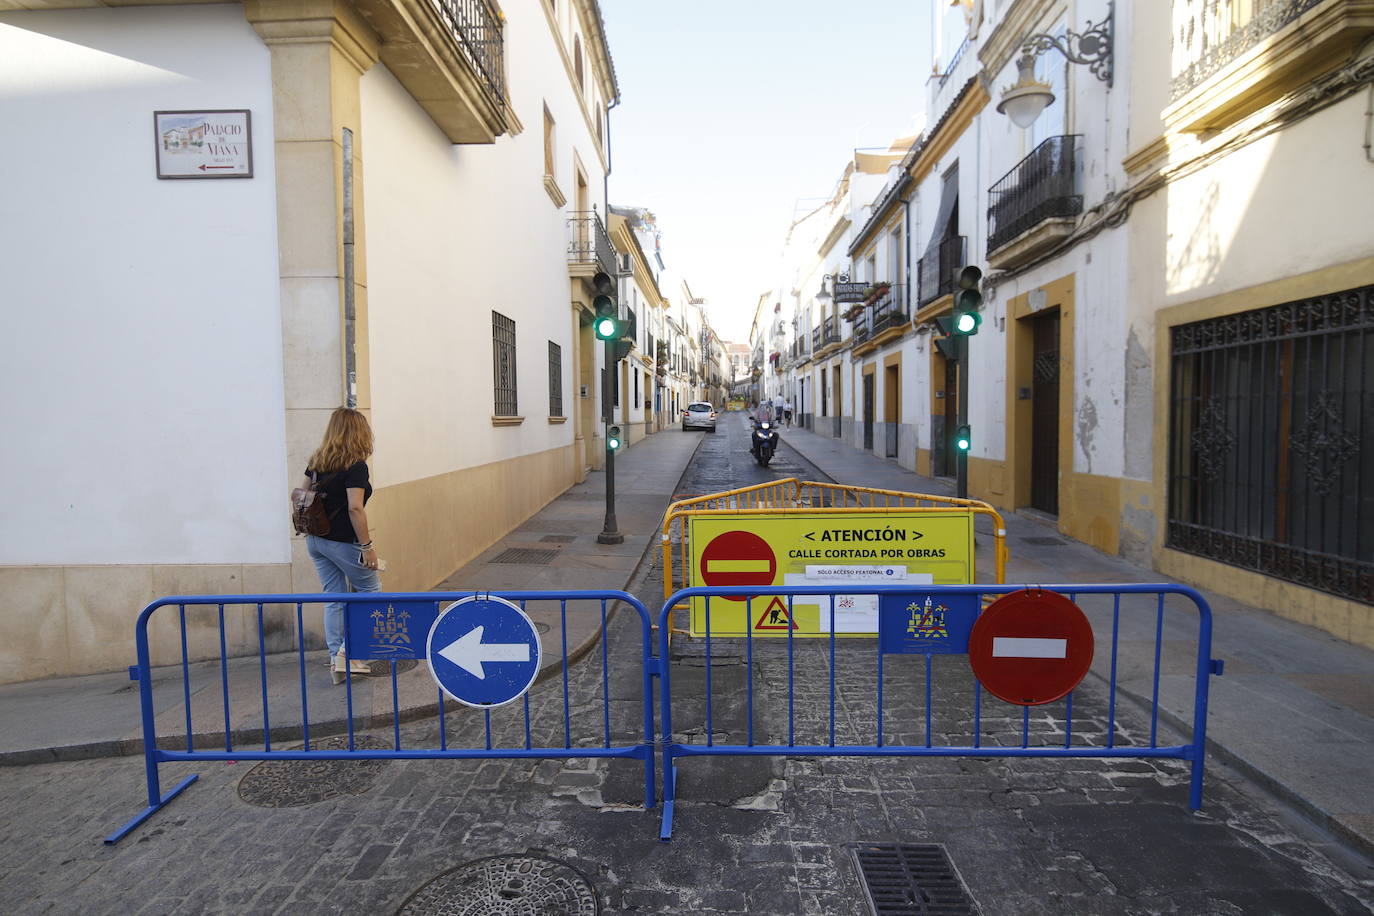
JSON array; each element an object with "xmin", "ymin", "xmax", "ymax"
[{"xmin": 754, "ymin": 596, "xmax": 797, "ymax": 630}]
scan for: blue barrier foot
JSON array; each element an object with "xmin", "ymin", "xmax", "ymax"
[
  {"xmin": 104, "ymin": 774, "xmax": 199, "ymax": 845},
  {"xmin": 659, "ymin": 765, "xmax": 678, "ymax": 842}
]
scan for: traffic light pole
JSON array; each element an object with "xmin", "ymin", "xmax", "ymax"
[
  {"xmin": 956, "ymin": 334, "xmax": 969, "ymax": 500},
  {"xmin": 597, "ymin": 338, "xmax": 624, "ymax": 545}
]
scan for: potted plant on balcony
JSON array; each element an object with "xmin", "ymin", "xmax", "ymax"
[{"xmin": 863, "ymin": 281, "xmax": 892, "ymax": 306}]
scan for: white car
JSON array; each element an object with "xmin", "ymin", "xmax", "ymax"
[{"xmin": 681, "ymin": 402, "xmax": 717, "ymax": 432}]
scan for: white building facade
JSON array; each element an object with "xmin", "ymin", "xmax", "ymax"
[{"xmin": 0, "ymin": 0, "xmax": 622, "ymax": 680}]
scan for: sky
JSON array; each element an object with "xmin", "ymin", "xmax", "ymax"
[{"xmin": 599, "ymin": 0, "xmax": 935, "ymax": 344}]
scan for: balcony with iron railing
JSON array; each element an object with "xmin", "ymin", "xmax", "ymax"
[
  {"xmin": 939, "ymin": 36, "xmax": 970, "ymax": 87},
  {"xmin": 812, "ymin": 316, "xmax": 842, "ymax": 352},
  {"xmin": 352, "ymin": 0, "xmax": 511, "ymax": 143},
  {"xmin": 432, "ymin": 0, "xmax": 506, "ymax": 111},
  {"xmin": 1165, "ymin": 0, "xmax": 1373, "ymax": 133},
  {"xmin": 567, "ymin": 210, "xmax": 618, "ymax": 278},
  {"xmin": 987, "ymin": 135, "xmax": 1082, "ymax": 268},
  {"xmin": 869, "ymin": 284, "xmax": 909, "ymax": 337},
  {"xmin": 917, "ymin": 236, "xmax": 966, "ymax": 307},
  {"xmin": 825, "ymin": 315, "xmax": 841, "ymax": 346},
  {"xmin": 849, "ymin": 309, "xmax": 870, "ymax": 345}
]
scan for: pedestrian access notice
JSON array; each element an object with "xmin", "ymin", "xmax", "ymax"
[{"xmin": 688, "ymin": 511, "xmax": 975, "ymax": 637}]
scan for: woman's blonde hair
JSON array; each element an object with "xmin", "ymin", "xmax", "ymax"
[{"xmin": 308, "ymin": 408, "xmax": 374, "ymax": 473}]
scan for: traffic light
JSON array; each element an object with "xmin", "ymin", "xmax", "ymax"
[
  {"xmin": 592, "ymin": 271, "xmax": 621, "ymax": 341},
  {"xmin": 954, "ymin": 424, "xmax": 971, "ymax": 452},
  {"xmin": 607, "ymin": 425, "xmax": 622, "ymax": 450},
  {"xmin": 953, "ymin": 265, "xmax": 982, "ymax": 335},
  {"xmin": 932, "ymin": 315, "xmax": 959, "ymax": 360},
  {"xmin": 612, "ymin": 339, "xmax": 633, "ymax": 362}
]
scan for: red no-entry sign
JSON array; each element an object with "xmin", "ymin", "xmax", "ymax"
[
  {"xmin": 698, "ymin": 530, "xmax": 777, "ymax": 601},
  {"xmin": 968, "ymin": 589, "xmax": 1094, "ymax": 706}
]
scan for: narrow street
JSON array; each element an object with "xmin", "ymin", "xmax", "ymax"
[
  {"xmin": 5, "ymin": 1, "xmax": 1373, "ymax": 913},
  {"xmin": 674, "ymin": 411, "xmax": 829, "ymax": 499},
  {"xmin": 4, "ymin": 417, "xmax": 1371, "ymax": 914}
]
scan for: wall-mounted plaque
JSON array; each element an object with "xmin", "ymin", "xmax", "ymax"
[{"xmin": 154, "ymin": 110, "xmax": 253, "ymax": 179}]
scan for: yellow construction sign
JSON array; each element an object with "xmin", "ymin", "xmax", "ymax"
[{"xmin": 688, "ymin": 511, "xmax": 975, "ymax": 637}]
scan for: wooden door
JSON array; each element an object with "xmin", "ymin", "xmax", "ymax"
[
  {"xmin": 862, "ymin": 372, "xmax": 875, "ymax": 451},
  {"xmin": 1030, "ymin": 311, "xmax": 1061, "ymax": 514}
]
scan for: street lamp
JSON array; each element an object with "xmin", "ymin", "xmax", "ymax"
[
  {"xmin": 819, "ymin": 272, "xmax": 850, "ymax": 303},
  {"xmin": 996, "ymin": 0, "xmax": 1113, "ymax": 128}
]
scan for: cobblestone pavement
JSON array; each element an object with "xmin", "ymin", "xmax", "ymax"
[{"xmin": 3, "ymin": 430, "xmax": 1373, "ymax": 914}]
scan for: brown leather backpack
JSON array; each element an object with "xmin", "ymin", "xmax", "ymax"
[{"xmin": 291, "ymin": 470, "xmax": 341, "ymax": 536}]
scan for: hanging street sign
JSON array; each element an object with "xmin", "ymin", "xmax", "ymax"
[
  {"xmin": 833, "ymin": 281, "xmax": 869, "ymax": 304},
  {"xmin": 426, "ymin": 595, "xmax": 542, "ymax": 708}
]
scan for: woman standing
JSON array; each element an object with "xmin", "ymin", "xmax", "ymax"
[{"xmin": 300, "ymin": 407, "xmax": 381, "ymax": 684}]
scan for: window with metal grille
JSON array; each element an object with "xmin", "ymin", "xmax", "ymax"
[
  {"xmin": 548, "ymin": 341, "xmax": 562, "ymax": 417},
  {"xmin": 492, "ymin": 311, "xmax": 517, "ymax": 417},
  {"xmin": 1167, "ymin": 285, "xmax": 1373, "ymax": 603}
]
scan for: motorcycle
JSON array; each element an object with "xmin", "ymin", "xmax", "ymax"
[{"xmin": 750, "ymin": 418, "xmax": 779, "ymax": 467}]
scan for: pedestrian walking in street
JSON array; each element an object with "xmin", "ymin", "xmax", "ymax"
[
  {"xmin": 783, "ymin": 398, "xmax": 793, "ymax": 427},
  {"xmin": 300, "ymin": 407, "xmax": 382, "ymax": 684}
]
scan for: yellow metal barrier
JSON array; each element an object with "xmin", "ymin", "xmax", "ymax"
[{"xmin": 660, "ymin": 479, "xmax": 1009, "ymax": 619}]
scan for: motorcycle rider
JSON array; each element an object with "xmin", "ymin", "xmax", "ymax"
[{"xmin": 750, "ymin": 406, "xmax": 780, "ymax": 463}]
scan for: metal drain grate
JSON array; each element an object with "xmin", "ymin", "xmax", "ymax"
[
  {"xmin": 490, "ymin": 548, "xmax": 560, "ymax": 565},
  {"xmin": 397, "ymin": 854, "xmax": 598, "ymax": 915},
  {"xmin": 540, "ymin": 534, "xmax": 578, "ymax": 543},
  {"xmin": 1022, "ymin": 536, "xmax": 1066, "ymax": 546},
  {"xmin": 850, "ymin": 844, "xmax": 977, "ymax": 915}
]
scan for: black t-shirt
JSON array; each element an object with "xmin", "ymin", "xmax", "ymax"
[{"xmin": 304, "ymin": 460, "xmax": 372, "ymax": 544}]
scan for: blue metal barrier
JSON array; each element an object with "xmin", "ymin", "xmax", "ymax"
[
  {"xmin": 655, "ymin": 583, "xmax": 1220, "ymax": 841},
  {"xmin": 106, "ymin": 589, "xmax": 656, "ymax": 844},
  {"xmin": 110, "ymin": 583, "xmax": 1220, "ymax": 845}
]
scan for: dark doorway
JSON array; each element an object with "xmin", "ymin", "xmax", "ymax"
[
  {"xmin": 832, "ymin": 366, "xmax": 843, "ymax": 438},
  {"xmin": 935, "ymin": 355, "xmax": 959, "ymax": 477},
  {"xmin": 1030, "ymin": 310, "xmax": 1061, "ymax": 515},
  {"xmin": 862, "ymin": 372, "xmax": 875, "ymax": 451},
  {"xmin": 884, "ymin": 364, "xmax": 900, "ymax": 458}
]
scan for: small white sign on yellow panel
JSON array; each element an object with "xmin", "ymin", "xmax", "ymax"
[{"xmin": 688, "ymin": 511, "xmax": 974, "ymax": 637}]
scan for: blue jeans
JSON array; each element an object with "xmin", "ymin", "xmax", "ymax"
[{"xmin": 306, "ymin": 535, "xmax": 382, "ymax": 657}]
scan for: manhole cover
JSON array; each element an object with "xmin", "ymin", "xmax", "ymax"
[
  {"xmin": 238, "ymin": 735, "xmax": 391, "ymax": 808},
  {"xmin": 850, "ymin": 844, "xmax": 977, "ymax": 915},
  {"xmin": 397, "ymin": 855, "xmax": 598, "ymax": 915},
  {"xmin": 491, "ymin": 548, "xmax": 560, "ymax": 565},
  {"xmin": 1022, "ymin": 537, "xmax": 1066, "ymax": 546}
]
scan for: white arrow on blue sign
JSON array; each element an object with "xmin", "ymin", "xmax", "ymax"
[{"xmin": 426, "ymin": 595, "xmax": 543, "ymax": 708}]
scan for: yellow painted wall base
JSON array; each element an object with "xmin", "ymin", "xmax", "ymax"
[
  {"xmin": 0, "ymin": 443, "xmax": 581, "ymax": 684},
  {"xmin": 366, "ymin": 443, "xmax": 578, "ymax": 592},
  {"xmin": 1159, "ymin": 549, "xmax": 1374, "ymax": 652},
  {"xmin": 915, "ymin": 448, "xmax": 932, "ymax": 478},
  {"xmin": 1059, "ymin": 472, "xmax": 1122, "ymax": 556},
  {"xmin": 0, "ymin": 562, "xmax": 296, "ymax": 684}
]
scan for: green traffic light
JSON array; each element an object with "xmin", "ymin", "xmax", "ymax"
[
  {"xmin": 955, "ymin": 425, "xmax": 971, "ymax": 451},
  {"xmin": 594, "ymin": 316, "xmax": 618, "ymax": 340},
  {"xmin": 607, "ymin": 425, "xmax": 622, "ymax": 450},
  {"xmin": 954, "ymin": 310, "xmax": 981, "ymax": 334}
]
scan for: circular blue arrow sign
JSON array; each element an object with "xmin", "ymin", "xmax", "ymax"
[{"xmin": 426, "ymin": 596, "xmax": 542, "ymax": 709}]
